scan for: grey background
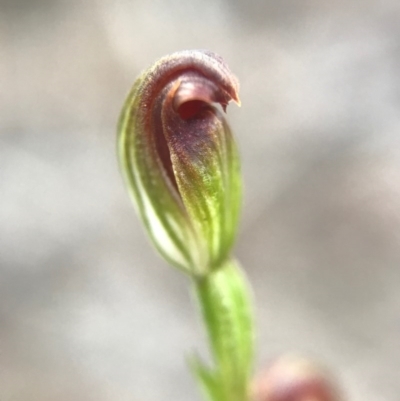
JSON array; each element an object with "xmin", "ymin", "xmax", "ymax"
[{"xmin": 1, "ymin": 1, "xmax": 399, "ymax": 400}]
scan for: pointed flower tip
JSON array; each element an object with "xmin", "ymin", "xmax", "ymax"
[
  {"xmin": 234, "ymin": 96, "xmax": 242, "ymax": 107},
  {"xmin": 227, "ymin": 74, "xmax": 241, "ymax": 107},
  {"xmin": 232, "ymin": 70, "xmax": 241, "ymax": 104}
]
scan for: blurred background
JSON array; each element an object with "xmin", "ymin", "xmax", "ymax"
[{"xmin": 1, "ymin": 0, "xmax": 400, "ymax": 400}]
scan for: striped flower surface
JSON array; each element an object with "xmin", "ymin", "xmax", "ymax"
[{"xmin": 118, "ymin": 50, "xmax": 242, "ymax": 276}]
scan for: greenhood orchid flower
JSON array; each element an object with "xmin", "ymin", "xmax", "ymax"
[
  {"xmin": 118, "ymin": 50, "xmax": 254, "ymax": 401},
  {"xmin": 118, "ymin": 50, "xmax": 242, "ymax": 276},
  {"xmin": 117, "ymin": 49, "xmax": 344, "ymax": 401}
]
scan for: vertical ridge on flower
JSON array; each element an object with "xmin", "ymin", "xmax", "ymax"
[{"xmin": 118, "ymin": 50, "xmax": 241, "ymax": 275}]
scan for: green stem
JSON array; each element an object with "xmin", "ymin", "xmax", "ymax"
[{"xmin": 191, "ymin": 259, "xmax": 255, "ymax": 401}]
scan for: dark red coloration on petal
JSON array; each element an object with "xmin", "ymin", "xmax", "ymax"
[
  {"xmin": 177, "ymin": 100, "xmax": 207, "ymax": 120},
  {"xmin": 136, "ymin": 51, "xmax": 240, "ymax": 197}
]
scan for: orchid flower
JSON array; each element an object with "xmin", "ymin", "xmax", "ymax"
[{"xmin": 118, "ymin": 50, "xmax": 254, "ymax": 401}]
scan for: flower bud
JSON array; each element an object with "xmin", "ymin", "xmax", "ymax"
[
  {"xmin": 252, "ymin": 355, "xmax": 342, "ymax": 401},
  {"xmin": 118, "ymin": 50, "xmax": 241, "ymax": 276}
]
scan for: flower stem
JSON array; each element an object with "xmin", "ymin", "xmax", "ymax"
[{"xmin": 191, "ymin": 259, "xmax": 255, "ymax": 401}]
